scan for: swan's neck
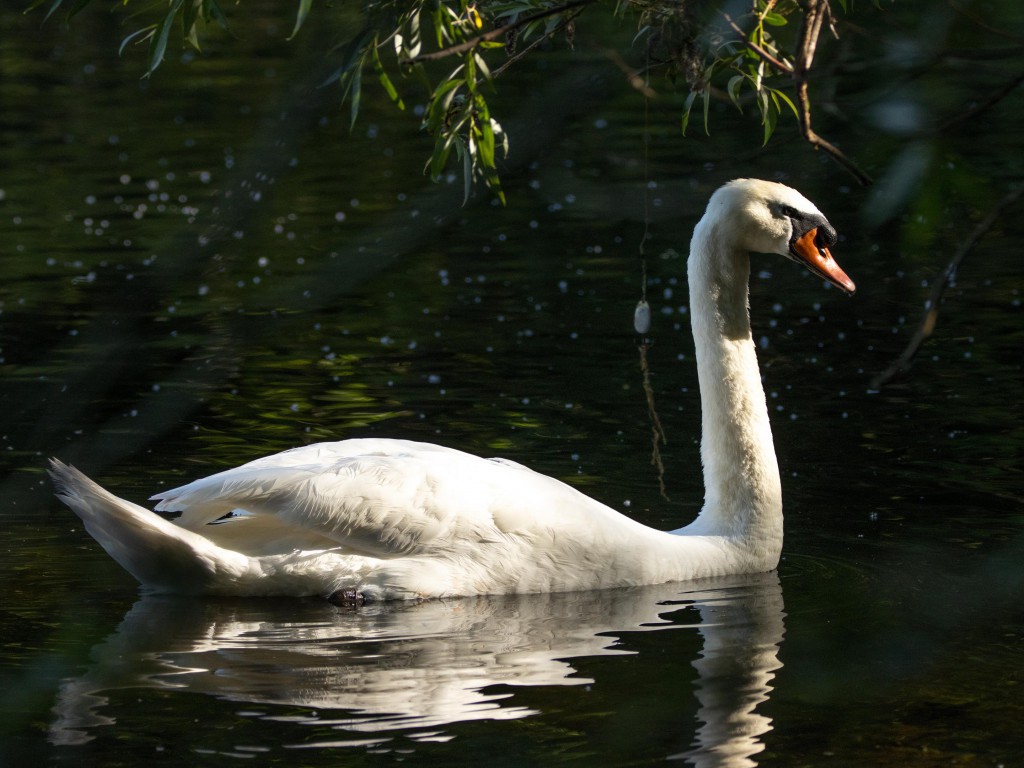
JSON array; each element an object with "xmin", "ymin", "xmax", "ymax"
[{"xmin": 682, "ymin": 218, "xmax": 783, "ymax": 556}]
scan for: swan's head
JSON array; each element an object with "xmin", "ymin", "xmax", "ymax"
[{"xmin": 708, "ymin": 178, "xmax": 856, "ymax": 295}]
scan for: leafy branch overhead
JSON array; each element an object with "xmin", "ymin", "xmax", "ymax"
[{"xmin": 27, "ymin": 0, "xmax": 870, "ymax": 200}]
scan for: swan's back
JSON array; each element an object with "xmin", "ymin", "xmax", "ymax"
[{"xmin": 153, "ymin": 439, "xmax": 647, "ymax": 560}]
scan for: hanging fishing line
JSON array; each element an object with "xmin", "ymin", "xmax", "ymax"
[{"xmin": 634, "ymin": 79, "xmax": 669, "ymax": 501}]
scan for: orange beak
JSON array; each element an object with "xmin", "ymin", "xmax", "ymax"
[{"xmin": 790, "ymin": 228, "xmax": 856, "ymax": 295}]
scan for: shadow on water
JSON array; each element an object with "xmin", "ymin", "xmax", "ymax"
[{"xmin": 43, "ymin": 574, "xmax": 784, "ymax": 766}]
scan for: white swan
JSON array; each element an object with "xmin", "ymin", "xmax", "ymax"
[{"xmin": 50, "ymin": 178, "xmax": 855, "ymax": 602}]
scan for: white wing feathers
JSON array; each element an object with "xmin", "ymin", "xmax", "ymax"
[{"xmin": 149, "ymin": 439, "xmax": 601, "ymax": 561}]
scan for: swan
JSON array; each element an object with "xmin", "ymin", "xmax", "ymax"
[{"xmin": 50, "ymin": 178, "xmax": 855, "ymax": 602}]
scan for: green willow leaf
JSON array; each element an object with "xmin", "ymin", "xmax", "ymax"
[
  {"xmin": 182, "ymin": 0, "xmax": 200, "ymax": 50},
  {"xmin": 771, "ymin": 87, "xmax": 799, "ymax": 120},
  {"xmin": 726, "ymin": 74, "xmax": 745, "ymax": 109},
  {"xmin": 202, "ymin": 0, "xmax": 229, "ymax": 32},
  {"xmin": 429, "ymin": 3, "xmax": 445, "ymax": 47},
  {"xmin": 323, "ymin": 26, "xmax": 376, "ymax": 86},
  {"xmin": 702, "ymin": 84, "xmax": 711, "ymax": 135},
  {"xmin": 681, "ymin": 90, "xmax": 697, "ymax": 136},
  {"xmin": 762, "ymin": 107, "xmax": 778, "ymax": 145},
  {"xmin": 430, "ymin": 129, "xmax": 458, "ymax": 180},
  {"xmin": 347, "ymin": 64, "xmax": 363, "ymax": 130},
  {"xmin": 119, "ymin": 25, "xmax": 156, "ymax": 57},
  {"xmin": 146, "ymin": 0, "xmax": 184, "ymax": 77},
  {"xmin": 65, "ymin": 0, "xmax": 91, "ymax": 20},
  {"xmin": 461, "ymin": 141, "xmax": 473, "ymax": 204},
  {"xmin": 473, "ymin": 51, "xmax": 492, "ymax": 82},
  {"xmin": 759, "ymin": 88, "xmax": 777, "ymax": 145},
  {"xmin": 404, "ymin": 8, "xmax": 423, "ymax": 59},
  {"xmin": 372, "ymin": 45, "xmax": 405, "ymax": 109},
  {"xmin": 464, "ymin": 51, "xmax": 477, "ymax": 94},
  {"xmin": 478, "ymin": 119, "xmax": 496, "ymax": 170},
  {"xmin": 29, "ymin": 0, "xmax": 64, "ymax": 23},
  {"xmin": 425, "ymin": 76, "xmax": 463, "ymax": 134},
  {"xmin": 288, "ymin": 0, "xmax": 312, "ymax": 41}
]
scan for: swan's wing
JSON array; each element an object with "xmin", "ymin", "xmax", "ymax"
[
  {"xmin": 150, "ymin": 439, "xmax": 613, "ymax": 559},
  {"xmin": 151, "ymin": 438, "xmax": 464, "ymax": 527}
]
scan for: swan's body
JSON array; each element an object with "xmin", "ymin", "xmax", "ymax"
[{"xmin": 50, "ymin": 179, "xmax": 855, "ymax": 601}]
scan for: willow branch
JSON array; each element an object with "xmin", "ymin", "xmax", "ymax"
[
  {"xmin": 407, "ymin": 0, "xmax": 595, "ymax": 65},
  {"xmin": 492, "ymin": 7, "xmax": 586, "ymax": 80},
  {"xmin": 871, "ymin": 187, "xmax": 1024, "ymax": 389},
  {"xmin": 726, "ymin": 2, "xmax": 871, "ymax": 185}
]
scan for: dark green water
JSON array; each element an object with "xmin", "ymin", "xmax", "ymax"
[{"xmin": 2, "ymin": 3, "xmax": 1023, "ymax": 766}]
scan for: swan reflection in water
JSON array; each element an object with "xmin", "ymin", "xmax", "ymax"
[{"xmin": 50, "ymin": 572, "xmax": 784, "ymax": 766}]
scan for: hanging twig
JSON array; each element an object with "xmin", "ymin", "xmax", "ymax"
[
  {"xmin": 638, "ymin": 341, "xmax": 670, "ymax": 500},
  {"xmin": 871, "ymin": 186, "xmax": 1023, "ymax": 389}
]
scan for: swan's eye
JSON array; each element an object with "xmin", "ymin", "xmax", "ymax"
[
  {"xmin": 773, "ymin": 204, "xmax": 800, "ymax": 224},
  {"xmin": 814, "ymin": 223, "xmax": 838, "ymax": 249}
]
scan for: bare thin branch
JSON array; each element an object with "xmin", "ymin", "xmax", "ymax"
[
  {"xmin": 949, "ymin": 0, "xmax": 1024, "ymax": 43},
  {"xmin": 871, "ymin": 186, "xmax": 1024, "ymax": 389},
  {"xmin": 597, "ymin": 44, "xmax": 658, "ymax": 98},
  {"xmin": 793, "ymin": 79, "xmax": 873, "ymax": 185},
  {"xmin": 934, "ymin": 70, "xmax": 1024, "ymax": 133}
]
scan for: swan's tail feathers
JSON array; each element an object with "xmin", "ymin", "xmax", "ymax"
[{"xmin": 48, "ymin": 459, "xmax": 249, "ymax": 594}]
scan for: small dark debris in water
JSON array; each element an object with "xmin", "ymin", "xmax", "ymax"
[{"xmin": 328, "ymin": 589, "xmax": 365, "ymax": 608}]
